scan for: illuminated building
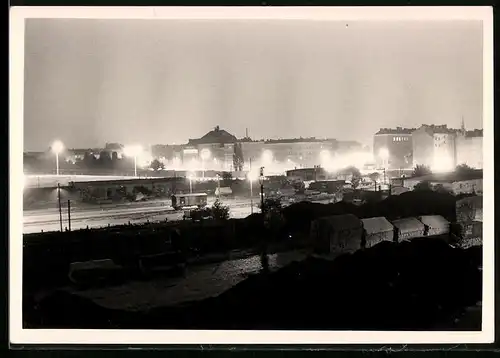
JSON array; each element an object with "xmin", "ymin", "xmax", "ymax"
[
  {"xmin": 373, "ymin": 127, "xmax": 415, "ymax": 170},
  {"xmin": 240, "ymin": 137, "xmax": 358, "ymax": 173},
  {"xmin": 188, "ymin": 126, "xmax": 237, "ymax": 171},
  {"xmin": 456, "ymin": 126, "xmax": 483, "ymax": 169},
  {"xmin": 412, "ymin": 124, "xmax": 458, "ymax": 172}
]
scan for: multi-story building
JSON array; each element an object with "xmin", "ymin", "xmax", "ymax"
[
  {"xmin": 150, "ymin": 144, "xmax": 184, "ymax": 162},
  {"xmin": 240, "ymin": 138, "xmax": 340, "ymax": 172},
  {"xmin": 373, "ymin": 127, "xmax": 415, "ymax": 170},
  {"xmin": 187, "ymin": 126, "xmax": 238, "ymax": 171},
  {"xmin": 147, "ymin": 126, "xmax": 365, "ymax": 174},
  {"xmin": 456, "ymin": 128, "xmax": 483, "ymax": 169},
  {"xmin": 412, "ymin": 124, "xmax": 458, "ymax": 171}
]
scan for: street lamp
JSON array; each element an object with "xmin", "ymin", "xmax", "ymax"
[
  {"xmin": 378, "ymin": 147, "xmax": 389, "ymax": 184},
  {"xmin": 124, "ymin": 145, "xmax": 143, "ymax": 177},
  {"xmin": 259, "ymin": 166, "xmax": 265, "ymax": 213},
  {"xmin": 247, "ymin": 169, "xmax": 259, "ymax": 214},
  {"xmin": 51, "ymin": 140, "xmax": 64, "ymax": 176},
  {"xmin": 200, "ymin": 148, "xmax": 211, "ymax": 179},
  {"xmin": 215, "ymin": 173, "xmax": 221, "ymax": 199},
  {"xmin": 188, "ymin": 172, "xmax": 195, "ymax": 194}
]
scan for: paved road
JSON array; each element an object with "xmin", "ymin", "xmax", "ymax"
[{"xmin": 23, "ymin": 198, "xmax": 257, "ymax": 234}]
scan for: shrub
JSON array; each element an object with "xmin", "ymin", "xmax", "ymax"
[
  {"xmin": 211, "ymin": 199, "xmax": 230, "ymax": 220},
  {"xmin": 412, "ymin": 164, "xmax": 432, "ymax": 177}
]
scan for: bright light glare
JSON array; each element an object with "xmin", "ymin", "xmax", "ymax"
[
  {"xmin": 172, "ymin": 157, "xmax": 181, "ymax": 168},
  {"xmin": 319, "ymin": 150, "xmax": 330, "ymax": 162},
  {"xmin": 200, "ymin": 148, "xmax": 211, "ymax": 161},
  {"xmin": 51, "ymin": 140, "xmax": 64, "ymax": 154},
  {"xmin": 262, "ymin": 150, "xmax": 273, "ymax": 165},
  {"xmin": 124, "ymin": 144, "xmax": 143, "ymax": 157},
  {"xmin": 247, "ymin": 168, "xmax": 259, "ymax": 182},
  {"xmin": 432, "ymin": 153, "xmax": 454, "ymax": 173},
  {"xmin": 137, "ymin": 152, "xmax": 153, "ymax": 168},
  {"xmin": 378, "ymin": 148, "xmax": 389, "ymax": 160},
  {"xmin": 319, "ymin": 150, "xmax": 333, "ymax": 170}
]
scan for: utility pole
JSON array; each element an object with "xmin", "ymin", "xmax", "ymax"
[
  {"xmin": 249, "ymin": 158, "xmax": 253, "ymax": 214},
  {"xmin": 216, "ymin": 174, "xmax": 221, "ymax": 200},
  {"xmin": 67, "ymin": 199, "xmax": 72, "ymax": 232},
  {"xmin": 258, "ymin": 166, "xmax": 269, "ymax": 274},
  {"xmin": 57, "ymin": 183, "xmax": 63, "ymax": 232},
  {"xmin": 260, "ymin": 167, "xmax": 265, "ymax": 214}
]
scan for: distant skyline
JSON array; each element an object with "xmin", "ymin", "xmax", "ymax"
[{"xmin": 24, "ymin": 19, "xmax": 483, "ymax": 151}]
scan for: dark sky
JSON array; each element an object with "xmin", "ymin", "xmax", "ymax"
[{"xmin": 24, "ymin": 19, "xmax": 483, "ymax": 151}]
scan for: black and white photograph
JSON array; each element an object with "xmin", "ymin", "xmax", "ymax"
[{"xmin": 10, "ymin": 6, "xmax": 493, "ymax": 345}]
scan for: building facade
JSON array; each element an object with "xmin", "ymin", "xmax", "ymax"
[
  {"xmin": 187, "ymin": 126, "xmax": 237, "ymax": 171},
  {"xmin": 373, "ymin": 127, "xmax": 415, "ymax": 170},
  {"xmin": 456, "ymin": 129, "xmax": 483, "ymax": 169},
  {"xmin": 412, "ymin": 124, "xmax": 458, "ymax": 171},
  {"xmin": 147, "ymin": 126, "xmax": 365, "ymax": 175},
  {"xmin": 240, "ymin": 138, "xmax": 339, "ymax": 172}
]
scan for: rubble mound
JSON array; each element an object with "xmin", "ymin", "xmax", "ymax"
[{"xmin": 27, "ymin": 238, "xmax": 482, "ymax": 330}]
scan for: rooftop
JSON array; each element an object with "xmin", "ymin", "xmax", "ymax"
[
  {"xmin": 188, "ymin": 126, "xmax": 238, "ymax": 145},
  {"xmin": 240, "ymin": 136, "xmax": 339, "ymax": 144},
  {"xmin": 419, "ymin": 124, "xmax": 459, "ymax": 135},
  {"xmin": 464, "ymin": 129, "xmax": 483, "ymax": 138},
  {"xmin": 375, "ymin": 127, "xmax": 416, "ymax": 135}
]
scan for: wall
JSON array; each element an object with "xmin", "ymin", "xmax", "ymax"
[
  {"xmin": 412, "ymin": 127, "xmax": 435, "ymax": 168},
  {"xmin": 241, "ymin": 140, "xmax": 349, "ymax": 173},
  {"xmin": 373, "ymin": 133, "xmax": 413, "ymax": 170},
  {"xmin": 197, "ymin": 143, "xmax": 235, "ymax": 171},
  {"xmin": 432, "ymin": 133, "xmax": 457, "ymax": 170},
  {"xmin": 456, "ymin": 136, "xmax": 483, "ymax": 169},
  {"xmin": 451, "ymin": 179, "xmax": 483, "ymax": 195}
]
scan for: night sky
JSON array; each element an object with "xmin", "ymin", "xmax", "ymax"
[{"xmin": 23, "ymin": 19, "xmax": 483, "ymax": 151}]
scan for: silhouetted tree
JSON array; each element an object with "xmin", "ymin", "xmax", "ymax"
[
  {"xmin": 342, "ymin": 166, "xmax": 361, "ymax": 189},
  {"xmin": 412, "ymin": 164, "xmax": 432, "ymax": 177},
  {"xmin": 455, "ymin": 164, "xmax": 476, "ymax": 175},
  {"xmin": 211, "ymin": 199, "xmax": 230, "ymax": 220},
  {"xmin": 150, "ymin": 159, "xmax": 165, "ymax": 171},
  {"xmin": 369, "ymin": 172, "xmax": 381, "ymax": 183}
]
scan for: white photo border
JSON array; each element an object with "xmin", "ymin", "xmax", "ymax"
[{"xmin": 9, "ymin": 6, "xmax": 494, "ymax": 345}]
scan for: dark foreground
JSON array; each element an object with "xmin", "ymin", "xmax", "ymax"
[{"xmin": 24, "ymin": 238, "xmax": 482, "ymax": 330}]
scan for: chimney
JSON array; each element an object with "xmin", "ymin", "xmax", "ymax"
[
  {"xmin": 215, "ymin": 125, "xmax": 220, "ymax": 132},
  {"xmin": 245, "ymin": 128, "xmax": 249, "ymax": 138}
]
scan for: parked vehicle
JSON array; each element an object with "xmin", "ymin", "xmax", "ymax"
[{"xmin": 171, "ymin": 193, "xmax": 208, "ymax": 210}]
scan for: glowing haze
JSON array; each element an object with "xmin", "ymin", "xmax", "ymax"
[{"xmin": 24, "ymin": 19, "xmax": 483, "ymax": 151}]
